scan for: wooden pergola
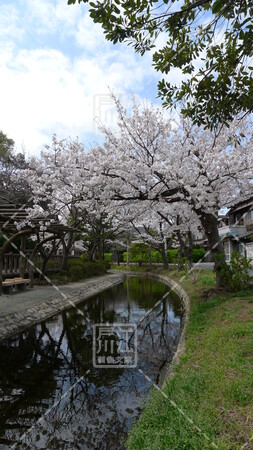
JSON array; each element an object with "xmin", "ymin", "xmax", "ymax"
[{"xmin": 0, "ymin": 199, "xmax": 76, "ymax": 293}]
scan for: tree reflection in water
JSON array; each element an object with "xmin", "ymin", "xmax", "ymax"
[{"xmin": 0, "ymin": 276, "xmax": 182, "ymax": 449}]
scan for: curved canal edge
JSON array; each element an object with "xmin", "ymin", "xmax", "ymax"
[
  {"xmin": 0, "ymin": 273, "xmax": 125, "ymax": 342},
  {"xmin": 114, "ymin": 271, "xmax": 190, "ymax": 385},
  {"xmin": 0, "ymin": 269, "xmax": 189, "ymax": 381},
  {"xmin": 157, "ymin": 274, "xmax": 190, "ymax": 385}
]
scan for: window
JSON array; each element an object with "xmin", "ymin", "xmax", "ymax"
[
  {"xmin": 246, "ymin": 210, "xmax": 253, "ymax": 224},
  {"xmin": 223, "ymin": 241, "xmax": 230, "ymax": 262},
  {"xmin": 239, "ymin": 243, "xmax": 245, "ymax": 257}
]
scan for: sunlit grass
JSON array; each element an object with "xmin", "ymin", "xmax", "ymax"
[{"xmin": 126, "ymin": 269, "xmax": 253, "ymax": 449}]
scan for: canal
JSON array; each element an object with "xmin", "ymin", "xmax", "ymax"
[{"xmin": 0, "ymin": 276, "xmax": 183, "ymax": 449}]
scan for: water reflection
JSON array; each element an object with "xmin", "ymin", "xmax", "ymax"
[{"xmin": 0, "ymin": 276, "xmax": 182, "ymax": 449}]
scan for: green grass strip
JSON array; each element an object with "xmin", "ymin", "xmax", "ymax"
[{"xmin": 126, "ymin": 270, "xmax": 253, "ymax": 450}]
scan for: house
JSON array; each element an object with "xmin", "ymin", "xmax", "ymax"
[{"xmin": 218, "ymin": 196, "xmax": 253, "ymax": 262}]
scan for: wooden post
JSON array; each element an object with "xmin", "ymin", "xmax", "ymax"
[
  {"xmin": 10, "ymin": 254, "xmax": 13, "ymax": 274},
  {"xmin": 4, "ymin": 255, "xmax": 8, "ymax": 274},
  {"xmin": 0, "ymin": 231, "xmax": 30, "ymax": 295},
  {"xmin": 19, "ymin": 235, "xmax": 26, "ymax": 278},
  {"xmin": 14, "ymin": 254, "xmax": 18, "ymax": 273}
]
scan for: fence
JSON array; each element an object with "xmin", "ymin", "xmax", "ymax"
[{"xmin": 2, "ymin": 253, "xmax": 29, "ymax": 275}]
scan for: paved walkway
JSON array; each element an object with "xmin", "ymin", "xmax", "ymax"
[{"xmin": 0, "ymin": 273, "xmax": 125, "ymax": 342}]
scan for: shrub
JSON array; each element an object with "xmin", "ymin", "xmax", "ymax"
[
  {"xmin": 68, "ymin": 265, "xmax": 85, "ymax": 281},
  {"xmin": 46, "ymin": 260, "xmax": 61, "ymax": 270},
  {"xmin": 84, "ymin": 261, "xmax": 108, "ymax": 276},
  {"xmin": 99, "ymin": 260, "xmax": 111, "ymax": 270},
  {"xmin": 125, "ymin": 248, "xmax": 181, "ymax": 264},
  {"xmin": 192, "ymin": 248, "xmax": 206, "ymax": 263},
  {"xmin": 80, "ymin": 253, "xmax": 89, "ymax": 263},
  {"xmin": 123, "ymin": 247, "xmax": 205, "ymax": 265},
  {"xmin": 34, "ymin": 259, "xmax": 42, "ymax": 269},
  {"xmin": 66, "ymin": 259, "xmax": 85, "ymax": 281},
  {"xmin": 178, "ymin": 256, "xmax": 188, "ymax": 271},
  {"xmin": 35, "ymin": 259, "xmax": 60, "ymax": 272},
  {"xmin": 128, "ymin": 243, "xmax": 150, "ymax": 266},
  {"xmin": 64, "ymin": 259, "xmax": 108, "ymax": 281},
  {"xmin": 214, "ymin": 252, "xmax": 252, "ymax": 291},
  {"xmin": 57, "ymin": 269, "xmax": 68, "ymax": 277},
  {"xmin": 123, "ymin": 250, "xmax": 163, "ymax": 264},
  {"xmin": 166, "ymin": 249, "xmax": 178, "ymax": 263},
  {"xmin": 151, "ymin": 251, "xmax": 163, "ymax": 263},
  {"xmin": 104, "ymin": 253, "xmax": 112, "ymax": 262}
]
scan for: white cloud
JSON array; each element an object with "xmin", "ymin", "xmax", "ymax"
[
  {"xmin": 0, "ymin": 0, "xmax": 176, "ymax": 155},
  {"xmin": 0, "ymin": 43, "xmax": 153, "ymax": 154},
  {"xmin": 0, "ymin": 4, "xmax": 24, "ymax": 40},
  {"xmin": 75, "ymin": 12, "xmax": 109, "ymax": 52},
  {"xmin": 24, "ymin": 0, "xmax": 80, "ymax": 36}
]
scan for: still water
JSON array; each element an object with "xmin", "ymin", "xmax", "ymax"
[{"xmin": 0, "ymin": 276, "xmax": 182, "ymax": 450}]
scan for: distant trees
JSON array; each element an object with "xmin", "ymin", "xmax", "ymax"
[
  {"xmin": 0, "ymin": 131, "xmax": 14, "ymax": 163},
  {"xmin": 0, "ymin": 130, "xmax": 29, "ymax": 202}
]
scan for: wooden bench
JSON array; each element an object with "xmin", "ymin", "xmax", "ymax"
[{"xmin": 2, "ymin": 278, "xmax": 31, "ymax": 294}]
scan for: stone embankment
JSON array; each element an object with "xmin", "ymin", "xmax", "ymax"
[{"xmin": 0, "ymin": 273, "xmax": 125, "ymax": 342}]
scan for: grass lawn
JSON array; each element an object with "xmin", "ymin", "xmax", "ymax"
[{"xmin": 123, "ymin": 268, "xmax": 253, "ymax": 449}]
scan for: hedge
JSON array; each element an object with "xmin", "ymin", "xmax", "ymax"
[
  {"xmin": 192, "ymin": 248, "xmax": 206, "ymax": 263},
  {"xmin": 66, "ymin": 259, "xmax": 108, "ymax": 281},
  {"xmin": 166, "ymin": 249, "xmax": 178, "ymax": 263},
  {"xmin": 122, "ymin": 247, "xmax": 206, "ymax": 264}
]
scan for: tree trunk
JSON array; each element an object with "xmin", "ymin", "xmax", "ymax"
[
  {"xmin": 29, "ymin": 236, "xmax": 58, "ymax": 287},
  {"xmin": 127, "ymin": 240, "xmax": 130, "ymax": 266},
  {"xmin": 98, "ymin": 243, "xmax": 103, "ymax": 260},
  {"xmin": 61, "ymin": 231, "xmax": 76, "ymax": 270},
  {"xmin": 161, "ymin": 243, "xmax": 168, "ymax": 270},
  {"xmin": 116, "ymin": 250, "xmax": 120, "ymax": 266},
  {"xmin": 199, "ymin": 211, "xmax": 225, "ymax": 287},
  {"xmin": 88, "ymin": 245, "xmax": 96, "ymax": 262},
  {"xmin": 149, "ymin": 249, "xmax": 152, "ymax": 270},
  {"xmin": 39, "ymin": 238, "xmax": 59, "ymax": 277},
  {"xmin": 186, "ymin": 230, "xmax": 193, "ymax": 268},
  {"xmin": 102, "ymin": 240, "xmax": 105, "ymax": 260},
  {"xmin": 41, "ymin": 255, "xmax": 50, "ymax": 276},
  {"xmin": 177, "ymin": 242, "xmax": 184, "ymax": 270},
  {"xmin": 61, "ymin": 246, "xmax": 70, "ymax": 270}
]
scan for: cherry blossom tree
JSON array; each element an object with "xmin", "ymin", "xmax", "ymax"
[
  {"xmin": 89, "ymin": 98, "xmax": 253, "ymax": 285},
  {"xmin": 14, "ymin": 99, "xmax": 253, "ymax": 287},
  {"xmin": 14, "ymin": 135, "xmax": 89, "ymax": 267},
  {"xmin": 125, "ymin": 201, "xmax": 201, "ymax": 269},
  {"xmin": 15, "ymin": 136, "xmax": 129, "ymax": 266}
]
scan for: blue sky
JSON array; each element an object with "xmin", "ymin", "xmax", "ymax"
[{"xmin": 0, "ymin": 0, "xmax": 184, "ymax": 155}]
